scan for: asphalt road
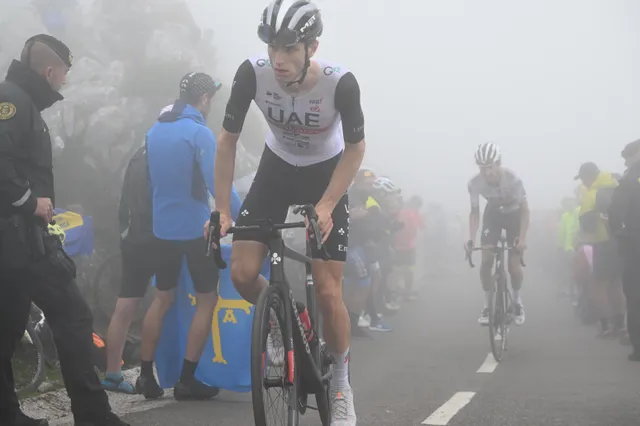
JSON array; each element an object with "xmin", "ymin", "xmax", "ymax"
[{"xmin": 102, "ymin": 251, "xmax": 640, "ymax": 426}]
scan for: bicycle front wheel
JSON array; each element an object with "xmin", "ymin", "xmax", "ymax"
[
  {"xmin": 252, "ymin": 285, "xmax": 299, "ymax": 426},
  {"xmin": 488, "ymin": 274, "xmax": 507, "ymax": 362},
  {"xmin": 12, "ymin": 322, "xmax": 46, "ymax": 396}
]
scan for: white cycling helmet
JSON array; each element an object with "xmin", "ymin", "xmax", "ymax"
[
  {"xmin": 475, "ymin": 142, "xmax": 502, "ymax": 166},
  {"xmin": 373, "ymin": 177, "xmax": 401, "ymax": 195}
]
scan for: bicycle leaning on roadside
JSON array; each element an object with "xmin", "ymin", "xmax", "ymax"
[
  {"xmin": 207, "ymin": 205, "xmax": 334, "ymax": 426},
  {"xmin": 465, "ymin": 232, "xmax": 526, "ymax": 362}
]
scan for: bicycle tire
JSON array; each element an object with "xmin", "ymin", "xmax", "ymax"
[
  {"xmin": 488, "ymin": 274, "xmax": 506, "ymax": 362},
  {"xmin": 315, "ymin": 340, "xmax": 332, "ymax": 426},
  {"xmin": 252, "ymin": 285, "xmax": 299, "ymax": 426},
  {"xmin": 13, "ymin": 323, "xmax": 46, "ymax": 396}
]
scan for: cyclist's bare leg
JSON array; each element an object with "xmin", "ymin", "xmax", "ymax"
[
  {"xmin": 480, "ymin": 248, "xmax": 495, "ymax": 296},
  {"xmin": 140, "ymin": 289, "xmax": 175, "ymax": 363},
  {"xmin": 508, "ymin": 251, "xmax": 524, "ymax": 301},
  {"xmin": 106, "ymin": 298, "xmax": 140, "ymax": 373},
  {"xmin": 184, "ymin": 292, "xmax": 216, "ymax": 362},
  {"xmin": 313, "ymin": 259, "xmax": 351, "ymax": 388},
  {"xmin": 230, "ymin": 241, "xmax": 269, "ymax": 305}
]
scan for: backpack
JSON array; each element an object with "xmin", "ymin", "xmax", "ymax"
[{"xmin": 119, "ymin": 146, "xmax": 154, "ymax": 240}]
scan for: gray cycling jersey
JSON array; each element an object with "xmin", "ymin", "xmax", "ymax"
[{"xmin": 468, "ymin": 168, "xmax": 526, "ymax": 214}]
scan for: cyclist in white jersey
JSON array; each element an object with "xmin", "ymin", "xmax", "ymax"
[
  {"xmin": 208, "ymin": 1, "xmax": 365, "ymax": 424},
  {"xmin": 466, "ymin": 143, "xmax": 530, "ymax": 327}
]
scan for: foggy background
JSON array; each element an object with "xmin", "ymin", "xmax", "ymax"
[{"xmin": 190, "ymin": 0, "xmax": 640, "ymax": 211}]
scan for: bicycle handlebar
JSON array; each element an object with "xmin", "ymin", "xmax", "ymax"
[
  {"xmin": 206, "ymin": 204, "xmax": 330, "ymax": 269},
  {"xmin": 464, "ymin": 240, "xmax": 527, "ymax": 269}
]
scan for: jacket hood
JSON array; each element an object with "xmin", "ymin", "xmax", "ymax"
[{"xmin": 157, "ymin": 100, "xmax": 205, "ymax": 124}]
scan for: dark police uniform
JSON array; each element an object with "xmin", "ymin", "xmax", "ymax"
[
  {"xmin": 0, "ymin": 37, "xmax": 118, "ymax": 426},
  {"xmin": 609, "ymin": 157, "xmax": 640, "ymax": 359}
]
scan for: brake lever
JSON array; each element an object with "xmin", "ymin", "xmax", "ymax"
[{"xmin": 296, "ymin": 204, "xmax": 330, "ymax": 261}]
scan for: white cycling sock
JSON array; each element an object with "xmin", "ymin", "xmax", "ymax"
[
  {"xmin": 484, "ymin": 291, "xmax": 492, "ymax": 309},
  {"xmin": 513, "ymin": 290, "xmax": 521, "ymax": 304},
  {"xmin": 331, "ymin": 348, "xmax": 350, "ymax": 390}
]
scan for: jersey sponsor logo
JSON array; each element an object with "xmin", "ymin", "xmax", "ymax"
[
  {"xmin": 256, "ymin": 58, "xmax": 272, "ymax": 68},
  {"xmin": 0, "ymin": 102, "xmax": 16, "ymax": 120},
  {"xmin": 323, "ymin": 66, "xmax": 341, "ymax": 76},
  {"xmin": 310, "ymin": 106, "xmax": 320, "ymax": 112},
  {"xmin": 266, "ymin": 91, "xmax": 282, "ymax": 100},
  {"xmin": 309, "ymin": 98, "xmax": 323, "ymax": 105},
  {"xmin": 267, "ymin": 107, "xmax": 320, "ymax": 128},
  {"xmin": 265, "ymin": 100, "xmax": 282, "ymax": 107}
]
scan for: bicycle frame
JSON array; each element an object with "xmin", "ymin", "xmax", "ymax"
[
  {"xmin": 466, "ymin": 234, "xmax": 526, "ymax": 360},
  {"xmin": 208, "ymin": 207, "xmax": 332, "ymax": 394}
]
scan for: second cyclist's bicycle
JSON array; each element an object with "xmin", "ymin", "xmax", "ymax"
[
  {"xmin": 465, "ymin": 233, "xmax": 525, "ymax": 362},
  {"xmin": 208, "ymin": 205, "xmax": 333, "ymax": 426}
]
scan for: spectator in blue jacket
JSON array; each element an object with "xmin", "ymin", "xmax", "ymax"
[{"xmin": 135, "ymin": 72, "xmax": 241, "ymax": 401}]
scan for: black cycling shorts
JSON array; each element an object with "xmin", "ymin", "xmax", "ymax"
[
  {"xmin": 233, "ymin": 146, "xmax": 349, "ymax": 262},
  {"xmin": 119, "ymin": 238, "xmax": 159, "ymax": 298},
  {"xmin": 154, "ymin": 238, "xmax": 218, "ymax": 294},
  {"xmin": 480, "ymin": 206, "xmax": 521, "ymax": 247}
]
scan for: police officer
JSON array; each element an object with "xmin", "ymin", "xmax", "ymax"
[
  {"xmin": 0, "ymin": 35, "xmax": 128, "ymax": 426},
  {"xmin": 609, "ymin": 139, "xmax": 640, "ymax": 361}
]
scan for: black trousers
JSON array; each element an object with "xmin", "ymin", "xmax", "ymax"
[
  {"xmin": 0, "ymin": 258, "xmax": 111, "ymax": 424},
  {"xmin": 622, "ymin": 246, "xmax": 640, "ymax": 353}
]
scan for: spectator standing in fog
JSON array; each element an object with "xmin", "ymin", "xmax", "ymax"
[
  {"xmin": 610, "ymin": 139, "xmax": 640, "ymax": 360},
  {"xmin": 101, "ymin": 105, "xmax": 174, "ymax": 394},
  {"xmin": 393, "ymin": 195, "xmax": 424, "ymax": 300},
  {"xmin": 135, "ymin": 73, "xmax": 242, "ymax": 400}
]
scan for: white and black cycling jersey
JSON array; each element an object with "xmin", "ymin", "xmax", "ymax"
[
  {"xmin": 222, "ymin": 56, "xmax": 365, "ymax": 167},
  {"xmin": 468, "ymin": 168, "xmax": 526, "ymax": 214}
]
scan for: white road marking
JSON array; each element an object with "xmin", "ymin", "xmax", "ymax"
[
  {"xmin": 477, "ymin": 353, "xmax": 498, "ymax": 373},
  {"xmin": 422, "ymin": 392, "xmax": 476, "ymax": 425}
]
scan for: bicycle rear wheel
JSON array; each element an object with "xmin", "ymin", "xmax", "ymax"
[
  {"xmin": 12, "ymin": 322, "xmax": 46, "ymax": 396},
  {"xmin": 252, "ymin": 285, "xmax": 299, "ymax": 426},
  {"xmin": 488, "ymin": 274, "xmax": 507, "ymax": 362}
]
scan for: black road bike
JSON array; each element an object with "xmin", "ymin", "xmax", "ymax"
[
  {"xmin": 465, "ymin": 233, "xmax": 526, "ymax": 362},
  {"xmin": 208, "ymin": 205, "xmax": 333, "ymax": 426}
]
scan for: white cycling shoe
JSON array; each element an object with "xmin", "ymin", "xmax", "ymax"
[{"xmin": 330, "ymin": 385, "xmax": 357, "ymax": 426}]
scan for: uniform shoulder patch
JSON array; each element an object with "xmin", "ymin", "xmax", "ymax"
[{"xmin": 0, "ymin": 102, "xmax": 16, "ymax": 120}]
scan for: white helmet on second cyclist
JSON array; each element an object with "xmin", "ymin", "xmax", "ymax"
[
  {"xmin": 373, "ymin": 177, "xmax": 401, "ymax": 195},
  {"xmin": 475, "ymin": 142, "xmax": 502, "ymax": 166}
]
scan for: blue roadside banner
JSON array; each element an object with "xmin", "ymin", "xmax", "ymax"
[{"xmin": 155, "ymin": 244, "xmax": 270, "ymax": 392}]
